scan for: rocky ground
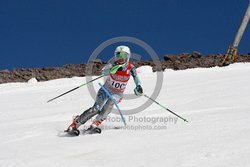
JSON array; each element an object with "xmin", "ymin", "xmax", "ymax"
[{"xmin": 1, "ymin": 52, "xmax": 250, "ymax": 84}]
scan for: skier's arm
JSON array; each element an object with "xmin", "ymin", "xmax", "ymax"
[
  {"xmin": 130, "ymin": 64, "xmax": 141, "ymax": 86},
  {"xmin": 101, "ymin": 63, "xmax": 113, "ymax": 76},
  {"xmin": 130, "ymin": 65, "xmax": 143, "ymax": 96}
]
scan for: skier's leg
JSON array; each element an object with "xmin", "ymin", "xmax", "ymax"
[
  {"xmin": 85, "ymin": 99, "xmax": 114, "ymax": 134},
  {"xmin": 77, "ymin": 107, "xmax": 99, "ymax": 124},
  {"xmin": 67, "ymin": 88, "xmax": 109, "ymax": 130},
  {"xmin": 86, "ymin": 92, "xmax": 123, "ymax": 134},
  {"xmin": 92, "ymin": 93, "xmax": 123, "ymax": 127},
  {"xmin": 92, "ymin": 99, "xmax": 114, "ymax": 126}
]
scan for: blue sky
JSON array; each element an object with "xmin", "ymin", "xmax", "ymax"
[{"xmin": 0, "ymin": 0, "xmax": 249, "ymax": 70}]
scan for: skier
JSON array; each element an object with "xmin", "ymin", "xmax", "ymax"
[{"xmin": 66, "ymin": 45, "xmax": 144, "ymax": 135}]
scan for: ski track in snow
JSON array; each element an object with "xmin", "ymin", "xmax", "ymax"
[{"xmin": 0, "ymin": 63, "xmax": 250, "ymax": 167}]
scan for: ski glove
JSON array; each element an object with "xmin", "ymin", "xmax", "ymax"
[{"xmin": 134, "ymin": 85, "xmax": 143, "ymax": 96}]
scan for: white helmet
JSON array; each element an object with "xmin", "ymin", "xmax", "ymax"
[{"xmin": 114, "ymin": 45, "xmax": 131, "ymax": 65}]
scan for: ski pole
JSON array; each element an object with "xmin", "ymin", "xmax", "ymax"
[
  {"xmin": 47, "ymin": 75, "xmax": 103, "ymax": 103},
  {"xmin": 144, "ymin": 94, "xmax": 188, "ymax": 122},
  {"xmin": 98, "ymin": 83, "xmax": 127, "ymax": 126}
]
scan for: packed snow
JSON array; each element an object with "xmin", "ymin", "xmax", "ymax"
[{"xmin": 0, "ymin": 63, "xmax": 250, "ymax": 167}]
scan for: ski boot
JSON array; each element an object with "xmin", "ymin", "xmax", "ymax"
[
  {"xmin": 65, "ymin": 116, "xmax": 81, "ymax": 136},
  {"xmin": 85, "ymin": 120, "xmax": 102, "ymax": 134},
  {"xmin": 85, "ymin": 125, "xmax": 102, "ymax": 134}
]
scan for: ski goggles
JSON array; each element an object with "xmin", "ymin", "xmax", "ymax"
[
  {"xmin": 115, "ymin": 51, "xmax": 129, "ymax": 64},
  {"xmin": 115, "ymin": 51, "xmax": 129, "ymax": 59}
]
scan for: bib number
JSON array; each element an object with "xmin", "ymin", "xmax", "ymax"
[{"xmin": 107, "ymin": 77, "xmax": 127, "ymax": 90}]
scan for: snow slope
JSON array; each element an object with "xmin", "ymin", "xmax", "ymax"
[{"xmin": 0, "ymin": 63, "xmax": 250, "ymax": 167}]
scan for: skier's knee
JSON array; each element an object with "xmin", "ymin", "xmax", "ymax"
[{"xmin": 93, "ymin": 104, "xmax": 103, "ymax": 113}]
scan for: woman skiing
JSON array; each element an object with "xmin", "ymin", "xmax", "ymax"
[{"xmin": 66, "ymin": 45, "xmax": 143, "ymax": 135}]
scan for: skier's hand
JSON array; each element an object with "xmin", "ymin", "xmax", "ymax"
[
  {"xmin": 134, "ymin": 85, "xmax": 143, "ymax": 96},
  {"xmin": 101, "ymin": 63, "xmax": 113, "ymax": 76}
]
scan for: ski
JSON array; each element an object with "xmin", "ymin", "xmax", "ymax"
[{"xmin": 62, "ymin": 125, "xmax": 102, "ymax": 137}]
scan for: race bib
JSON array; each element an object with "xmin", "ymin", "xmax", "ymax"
[{"xmin": 106, "ymin": 77, "xmax": 127, "ymax": 90}]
